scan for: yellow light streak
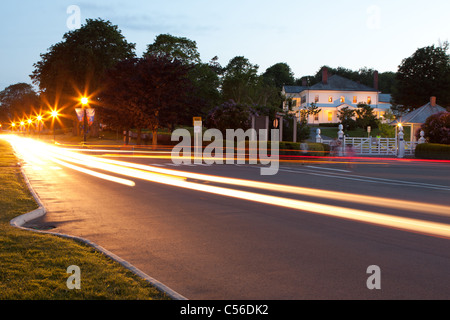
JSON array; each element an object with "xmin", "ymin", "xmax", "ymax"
[
  {"xmin": 86, "ymin": 156, "xmax": 450, "ymax": 218},
  {"xmin": 3, "ymin": 135, "xmax": 450, "ymax": 239}
]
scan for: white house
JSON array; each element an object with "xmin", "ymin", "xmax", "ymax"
[{"xmin": 282, "ymin": 67, "xmax": 392, "ymax": 124}]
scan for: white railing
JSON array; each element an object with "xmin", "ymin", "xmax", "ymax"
[{"xmin": 343, "ymin": 137, "xmax": 398, "ymax": 156}]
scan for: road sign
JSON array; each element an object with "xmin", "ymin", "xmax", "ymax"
[{"xmin": 273, "ymin": 119, "xmax": 279, "ymax": 128}]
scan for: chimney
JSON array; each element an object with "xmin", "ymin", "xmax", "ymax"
[
  {"xmin": 430, "ymin": 96, "xmax": 437, "ymax": 107},
  {"xmin": 374, "ymin": 70, "xmax": 379, "ymax": 91},
  {"xmin": 322, "ymin": 67, "xmax": 328, "ymax": 85}
]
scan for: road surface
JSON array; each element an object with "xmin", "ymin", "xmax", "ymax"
[{"xmin": 7, "ymin": 136, "xmax": 450, "ymax": 300}]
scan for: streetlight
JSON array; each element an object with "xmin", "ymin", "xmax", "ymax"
[
  {"xmin": 36, "ymin": 115, "xmax": 43, "ymax": 138},
  {"xmin": 50, "ymin": 110, "xmax": 59, "ymax": 143},
  {"xmin": 27, "ymin": 119, "xmax": 33, "ymax": 135},
  {"xmin": 81, "ymin": 97, "xmax": 89, "ymax": 143}
]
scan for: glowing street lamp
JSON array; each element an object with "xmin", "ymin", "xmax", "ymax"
[
  {"xmin": 81, "ymin": 97, "xmax": 89, "ymax": 143},
  {"xmin": 36, "ymin": 115, "xmax": 43, "ymax": 138},
  {"xmin": 50, "ymin": 110, "xmax": 59, "ymax": 143}
]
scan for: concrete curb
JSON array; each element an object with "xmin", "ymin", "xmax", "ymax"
[{"xmin": 10, "ymin": 165, "xmax": 188, "ymax": 301}]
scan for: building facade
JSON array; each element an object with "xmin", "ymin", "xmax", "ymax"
[{"xmin": 282, "ymin": 68, "xmax": 392, "ymax": 124}]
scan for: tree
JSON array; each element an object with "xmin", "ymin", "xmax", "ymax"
[
  {"xmin": 188, "ymin": 62, "xmax": 222, "ymax": 118},
  {"xmin": 0, "ymin": 83, "xmax": 40, "ymax": 122},
  {"xmin": 304, "ymin": 102, "xmax": 321, "ymax": 126},
  {"xmin": 393, "ymin": 43, "xmax": 450, "ymax": 109},
  {"xmin": 100, "ymin": 55, "xmax": 192, "ymax": 147},
  {"xmin": 355, "ymin": 103, "xmax": 378, "ymax": 129},
  {"xmin": 144, "ymin": 34, "xmax": 201, "ymax": 65},
  {"xmin": 206, "ymin": 100, "xmax": 257, "ymax": 134},
  {"xmin": 262, "ymin": 63, "xmax": 295, "ymax": 88},
  {"xmin": 337, "ymin": 106, "xmax": 357, "ymax": 131},
  {"xmin": 31, "ymin": 19, "xmax": 136, "ymax": 132},
  {"xmin": 98, "ymin": 58, "xmax": 142, "ymax": 145},
  {"xmin": 419, "ymin": 112, "xmax": 450, "ymax": 144},
  {"xmin": 221, "ymin": 56, "xmax": 260, "ymax": 104}
]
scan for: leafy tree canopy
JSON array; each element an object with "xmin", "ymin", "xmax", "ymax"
[
  {"xmin": 0, "ymin": 83, "xmax": 40, "ymax": 121},
  {"xmin": 144, "ymin": 34, "xmax": 201, "ymax": 65},
  {"xmin": 31, "ymin": 18, "xmax": 136, "ymax": 110},
  {"xmin": 392, "ymin": 42, "xmax": 450, "ymax": 109}
]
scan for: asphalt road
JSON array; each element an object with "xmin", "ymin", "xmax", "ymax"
[{"xmin": 14, "ymin": 141, "xmax": 450, "ymax": 300}]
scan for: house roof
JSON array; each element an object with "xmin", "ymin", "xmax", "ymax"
[
  {"xmin": 283, "ymin": 75, "xmax": 378, "ymax": 94},
  {"xmin": 282, "ymin": 86, "xmax": 308, "ymax": 94},
  {"xmin": 309, "ymin": 75, "xmax": 378, "ymax": 92},
  {"xmin": 391, "ymin": 101, "xmax": 447, "ymax": 125},
  {"xmin": 379, "ymin": 93, "xmax": 392, "ymax": 103}
]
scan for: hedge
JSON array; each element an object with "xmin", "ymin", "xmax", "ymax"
[{"xmin": 415, "ymin": 143, "xmax": 450, "ymax": 160}]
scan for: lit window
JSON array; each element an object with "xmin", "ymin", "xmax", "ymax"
[
  {"xmin": 353, "ymin": 96, "xmax": 357, "ymax": 103},
  {"xmin": 340, "ymin": 96, "xmax": 345, "ymax": 103},
  {"xmin": 328, "ymin": 96, "xmax": 333, "ymax": 103},
  {"xmin": 328, "ymin": 112, "xmax": 333, "ymax": 122},
  {"xmin": 368, "ymin": 96, "xmax": 372, "ymax": 104}
]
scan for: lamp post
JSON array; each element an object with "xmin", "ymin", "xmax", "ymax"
[
  {"xmin": 36, "ymin": 115, "xmax": 42, "ymax": 139},
  {"xmin": 51, "ymin": 110, "xmax": 58, "ymax": 143},
  {"xmin": 27, "ymin": 119, "xmax": 32, "ymax": 135},
  {"xmin": 81, "ymin": 97, "xmax": 89, "ymax": 143}
]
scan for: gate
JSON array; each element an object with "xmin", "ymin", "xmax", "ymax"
[{"xmin": 343, "ymin": 137, "xmax": 398, "ymax": 156}]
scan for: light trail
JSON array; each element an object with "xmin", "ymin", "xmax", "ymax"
[{"xmin": 3, "ymin": 135, "xmax": 450, "ymax": 239}]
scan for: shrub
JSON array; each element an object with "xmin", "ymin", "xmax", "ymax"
[
  {"xmin": 415, "ymin": 143, "xmax": 450, "ymax": 160},
  {"xmin": 419, "ymin": 112, "xmax": 450, "ymax": 144},
  {"xmin": 273, "ymin": 142, "xmax": 328, "ymax": 157},
  {"xmin": 206, "ymin": 100, "xmax": 257, "ymax": 134}
]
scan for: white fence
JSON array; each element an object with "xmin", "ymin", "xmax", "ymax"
[
  {"xmin": 322, "ymin": 137, "xmax": 418, "ymax": 156},
  {"xmin": 317, "ymin": 126, "xmax": 422, "ymax": 157}
]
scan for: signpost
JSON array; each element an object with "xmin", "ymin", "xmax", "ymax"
[{"xmin": 193, "ymin": 117, "xmax": 202, "ymax": 164}]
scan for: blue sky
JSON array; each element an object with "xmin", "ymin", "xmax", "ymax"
[{"xmin": 1, "ymin": 0, "xmax": 449, "ymax": 91}]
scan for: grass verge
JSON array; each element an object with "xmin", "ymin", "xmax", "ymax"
[{"xmin": 0, "ymin": 138, "xmax": 170, "ymax": 300}]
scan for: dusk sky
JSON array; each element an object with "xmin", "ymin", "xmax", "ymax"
[{"xmin": 1, "ymin": 0, "xmax": 449, "ymax": 91}]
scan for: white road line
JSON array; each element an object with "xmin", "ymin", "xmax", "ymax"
[
  {"xmin": 276, "ymin": 167, "xmax": 450, "ymax": 191},
  {"xmin": 305, "ymin": 165, "xmax": 351, "ymax": 173}
]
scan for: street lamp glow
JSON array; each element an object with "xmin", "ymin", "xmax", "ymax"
[
  {"xmin": 81, "ymin": 97, "xmax": 89, "ymax": 105},
  {"xmin": 37, "ymin": 115, "xmax": 42, "ymax": 121},
  {"xmin": 51, "ymin": 111, "xmax": 59, "ymax": 118}
]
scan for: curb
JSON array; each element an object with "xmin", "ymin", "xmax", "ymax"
[{"xmin": 10, "ymin": 165, "xmax": 188, "ymax": 301}]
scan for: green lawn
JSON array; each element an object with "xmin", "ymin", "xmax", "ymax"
[{"xmin": 0, "ymin": 137, "xmax": 170, "ymax": 300}]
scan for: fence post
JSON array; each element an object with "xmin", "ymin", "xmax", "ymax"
[
  {"xmin": 398, "ymin": 126, "xmax": 405, "ymax": 158},
  {"xmin": 418, "ymin": 130, "xmax": 426, "ymax": 144},
  {"xmin": 316, "ymin": 129, "xmax": 322, "ymax": 143},
  {"xmin": 338, "ymin": 124, "xmax": 344, "ymax": 156}
]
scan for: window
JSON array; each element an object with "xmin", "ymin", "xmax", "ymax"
[
  {"xmin": 328, "ymin": 112, "xmax": 333, "ymax": 122},
  {"xmin": 328, "ymin": 96, "xmax": 333, "ymax": 103},
  {"xmin": 315, "ymin": 95, "xmax": 319, "ymax": 103},
  {"xmin": 353, "ymin": 96, "xmax": 357, "ymax": 104},
  {"xmin": 367, "ymin": 96, "xmax": 372, "ymax": 105},
  {"xmin": 314, "ymin": 114, "xmax": 319, "ymax": 121},
  {"xmin": 301, "ymin": 96, "xmax": 307, "ymax": 104},
  {"xmin": 292, "ymin": 99, "xmax": 297, "ymax": 107},
  {"xmin": 340, "ymin": 96, "xmax": 345, "ymax": 103}
]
